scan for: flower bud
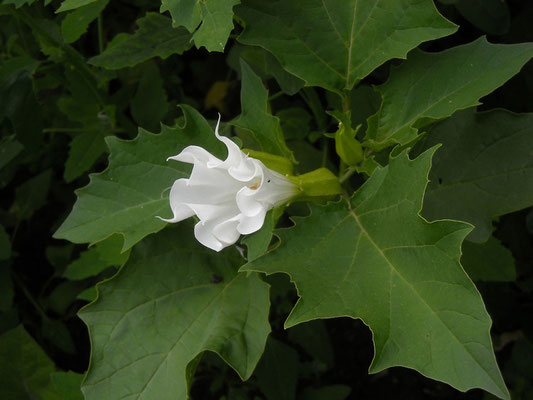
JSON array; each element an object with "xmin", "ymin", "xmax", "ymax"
[{"xmin": 335, "ymin": 122, "xmax": 363, "ymax": 167}]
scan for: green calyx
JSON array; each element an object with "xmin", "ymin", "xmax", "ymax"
[
  {"xmin": 244, "ymin": 148, "xmax": 341, "ymax": 202},
  {"xmin": 242, "ymin": 148, "xmax": 294, "ymax": 176},
  {"xmin": 288, "ymin": 168, "xmax": 342, "ymax": 202}
]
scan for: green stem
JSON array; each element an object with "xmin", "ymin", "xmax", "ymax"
[
  {"xmin": 12, "ymin": 272, "xmax": 49, "ymax": 321},
  {"xmin": 268, "ymin": 91, "xmax": 283, "ymax": 102},
  {"xmin": 339, "ymin": 167, "xmax": 356, "ymax": 184}
]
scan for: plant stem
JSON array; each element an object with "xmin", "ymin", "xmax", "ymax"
[
  {"xmin": 12, "ymin": 272, "xmax": 49, "ymax": 321},
  {"xmin": 339, "ymin": 167, "xmax": 356, "ymax": 184},
  {"xmin": 268, "ymin": 91, "xmax": 283, "ymax": 102}
]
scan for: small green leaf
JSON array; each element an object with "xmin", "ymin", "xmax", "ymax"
[
  {"xmin": 236, "ymin": 0, "xmax": 456, "ymax": 93},
  {"xmin": 232, "ymin": 61, "xmax": 294, "ymax": 160},
  {"xmin": 366, "ymin": 38, "xmax": 533, "ymax": 148},
  {"xmin": 10, "ymin": 170, "xmax": 52, "ymax": 221},
  {"xmin": 89, "ymin": 13, "xmax": 192, "ymax": 69},
  {"xmin": 0, "ymin": 135, "xmax": 24, "ymax": 171},
  {"xmin": 56, "ymin": 0, "xmax": 99, "ymax": 13},
  {"xmin": 277, "ymin": 108, "xmax": 311, "ymax": 141},
  {"xmin": 244, "ymin": 149, "xmax": 509, "ymax": 399},
  {"xmin": 160, "ymin": 0, "xmax": 240, "ymax": 52},
  {"xmin": 422, "ymin": 108, "xmax": 533, "ymax": 242},
  {"xmin": 130, "ymin": 63, "xmax": 169, "ymax": 131},
  {"xmin": 60, "ymin": 0, "xmax": 109, "ymax": 44},
  {"xmin": 461, "ymin": 236, "xmax": 516, "ymax": 282},
  {"xmin": 64, "ymin": 130, "xmax": 107, "ymax": 183},
  {"xmin": 80, "ymin": 224, "xmax": 271, "ymax": 400},
  {"xmin": 63, "ymin": 235, "xmax": 129, "ymax": 280},
  {"xmin": 54, "ymin": 105, "xmax": 225, "ymax": 251}
]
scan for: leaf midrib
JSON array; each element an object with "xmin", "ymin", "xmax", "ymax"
[{"xmin": 342, "ymin": 194, "xmax": 502, "ymax": 392}]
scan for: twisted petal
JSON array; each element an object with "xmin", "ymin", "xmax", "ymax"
[{"xmin": 161, "ymin": 115, "xmax": 297, "ymax": 251}]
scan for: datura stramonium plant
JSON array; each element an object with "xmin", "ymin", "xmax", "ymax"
[{"xmin": 159, "ymin": 118, "xmax": 298, "ymax": 251}]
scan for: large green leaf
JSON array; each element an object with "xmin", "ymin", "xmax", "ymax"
[
  {"xmin": 80, "ymin": 224, "xmax": 270, "ymax": 400},
  {"xmin": 366, "ymin": 38, "xmax": 533, "ymax": 148},
  {"xmin": 89, "ymin": 13, "xmax": 192, "ymax": 69},
  {"xmin": 232, "ymin": 61, "xmax": 293, "ymax": 160},
  {"xmin": 54, "ymin": 105, "xmax": 225, "ymax": 251},
  {"xmin": 244, "ymin": 149, "xmax": 509, "ymax": 399},
  {"xmin": 422, "ymin": 108, "xmax": 533, "ymax": 242},
  {"xmin": 236, "ymin": 0, "xmax": 456, "ymax": 93},
  {"xmin": 160, "ymin": 0, "xmax": 239, "ymax": 52},
  {"xmin": 0, "ymin": 325, "xmax": 55, "ymax": 399}
]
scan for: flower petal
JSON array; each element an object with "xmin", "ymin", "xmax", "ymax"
[
  {"xmin": 237, "ymin": 209, "xmax": 267, "ymax": 235},
  {"xmin": 168, "ymin": 145, "xmax": 222, "ymax": 167}
]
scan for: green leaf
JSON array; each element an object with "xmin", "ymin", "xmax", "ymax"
[
  {"xmin": 366, "ymin": 38, "xmax": 533, "ymax": 148},
  {"xmin": 231, "ymin": 45, "xmax": 305, "ymax": 95},
  {"xmin": 461, "ymin": 236, "xmax": 516, "ymax": 282},
  {"xmin": 64, "ymin": 130, "xmax": 108, "ymax": 183},
  {"xmin": 287, "ymin": 319, "xmax": 334, "ymax": 368},
  {"xmin": 0, "ymin": 135, "xmax": 24, "ymax": 171},
  {"xmin": 421, "ymin": 108, "xmax": 533, "ymax": 242},
  {"xmin": 236, "ymin": 0, "xmax": 456, "ymax": 93},
  {"xmin": 254, "ymin": 338, "xmax": 299, "ymax": 400},
  {"xmin": 2, "ymin": 0, "xmax": 37, "ymax": 9},
  {"xmin": 454, "ymin": 0, "xmax": 510, "ymax": 36},
  {"xmin": 63, "ymin": 235, "xmax": 130, "ymax": 280},
  {"xmin": 242, "ymin": 207, "xmax": 282, "ymax": 262},
  {"xmin": 232, "ymin": 61, "xmax": 293, "ymax": 160},
  {"xmin": 9, "ymin": 169, "xmax": 52, "ymax": 221},
  {"xmin": 0, "ymin": 325, "xmax": 55, "ymax": 399},
  {"xmin": 130, "ymin": 63, "xmax": 169, "ymax": 131},
  {"xmin": 277, "ymin": 107, "xmax": 311, "ymax": 141},
  {"xmin": 54, "ymin": 105, "xmax": 225, "ymax": 251},
  {"xmin": 60, "ymin": 0, "xmax": 109, "ymax": 44},
  {"xmin": 47, "ymin": 372, "xmax": 83, "ymax": 400},
  {"xmin": 56, "ymin": 0, "xmax": 99, "ymax": 13},
  {"xmin": 160, "ymin": 0, "xmax": 239, "ymax": 52},
  {"xmin": 88, "ymin": 13, "xmax": 192, "ymax": 69},
  {"xmin": 244, "ymin": 149, "xmax": 509, "ymax": 399},
  {"xmin": 80, "ymin": 224, "xmax": 271, "ymax": 400}
]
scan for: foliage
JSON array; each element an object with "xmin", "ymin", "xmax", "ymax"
[{"xmin": 1, "ymin": 0, "xmax": 533, "ymax": 399}]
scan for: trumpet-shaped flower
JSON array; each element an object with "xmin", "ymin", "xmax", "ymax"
[{"xmin": 159, "ymin": 118, "xmax": 297, "ymax": 251}]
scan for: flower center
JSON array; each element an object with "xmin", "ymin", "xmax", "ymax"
[{"xmin": 249, "ymin": 181, "xmax": 260, "ymax": 190}]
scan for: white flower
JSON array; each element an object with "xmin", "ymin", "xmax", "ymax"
[{"xmin": 159, "ymin": 117, "xmax": 297, "ymax": 252}]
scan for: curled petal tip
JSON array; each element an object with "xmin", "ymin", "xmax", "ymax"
[{"xmin": 162, "ymin": 115, "xmax": 297, "ymax": 251}]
